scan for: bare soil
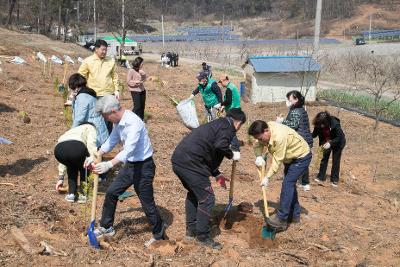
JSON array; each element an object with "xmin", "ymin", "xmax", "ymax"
[{"xmin": 0, "ymin": 28, "xmax": 400, "ymax": 266}]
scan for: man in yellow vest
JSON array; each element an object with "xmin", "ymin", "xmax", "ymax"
[{"xmin": 248, "ymin": 120, "xmax": 312, "ymax": 231}]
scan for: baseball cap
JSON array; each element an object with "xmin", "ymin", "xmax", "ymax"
[{"xmin": 197, "ymin": 71, "xmax": 208, "ymax": 80}]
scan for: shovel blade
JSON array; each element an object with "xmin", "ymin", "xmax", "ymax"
[
  {"xmin": 223, "ymin": 197, "xmax": 234, "ymax": 219},
  {"xmin": 261, "ymin": 225, "xmax": 276, "ymax": 240},
  {"xmin": 88, "ymin": 220, "xmax": 100, "ymax": 249}
]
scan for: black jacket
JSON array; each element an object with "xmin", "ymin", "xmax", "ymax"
[
  {"xmin": 312, "ymin": 116, "xmax": 346, "ymax": 149},
  {"xmin": 171, "ymin": 117, "xmax": 236, "ymax": 177}
]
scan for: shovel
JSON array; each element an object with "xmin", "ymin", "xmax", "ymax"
[
  {"xmin": 88, "ymin": 154, "xmax": 101, "ymax": 249},
  {"xmin": 257, "ymin": 164, "xmax": 276, "ymax": 239},
  {"xmin": 222, "ymin": 160, "xmax": 237, "ymax": 219}
]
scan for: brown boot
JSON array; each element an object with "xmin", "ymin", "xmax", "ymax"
[{"xmin": 267, "ymin": 214, "xmax": 288, "ymax": 231}]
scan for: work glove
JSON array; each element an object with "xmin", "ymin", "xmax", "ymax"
[
  {"xmin": 83, "ymin": 156, "xmax": 94, "ymax": 168},
  {"xmin": 56, "ymin": 180, "xmax": 64, "ymax": 191},
  {"xmin": 260, "ymin": 176, "xmax": 269, "ymax": 187},
  {"xmin": 189, "ymin": 94, "xmax": 195, "ymax": 100},
  {"xmin": 232, "ymin": 151, "xmax": 240, "ymax": 161},
  {"xmin": 215, "ymin": 174, "xmax": 229, "ymax": 189},
  {"xmin": 255, "ymin": 156, "xmax": 265, "ymax": 167},
  {"xmin": 275, "ymin": 116, "xmax": 284, "ymax": 123},
  {"xmin": 213, "ymin": 103, "xmax": 221, "ymax": 109},
  {"xmin": 94, "ymin": 161, "xmax": 113, "ymax": 174},
  {"xmin": 114, "ymin": 91, "xmax": 120, "ymax": 101},
  {"xmin": 323, "ymin": 142, "xmax": 331, "ymax": 150}
]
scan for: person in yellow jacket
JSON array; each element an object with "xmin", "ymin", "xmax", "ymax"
[
  {"xmin": 248, "ymin": 120, "xmax": 312, "ymax": 231},
  {"xmin": 79, "ymin": 39, "xmax": 120, "ymax": 99},
  {"xmin": 79, "ymin": 39, "xmax": 120, "ymax": 133},
  {"xmin": 54, "ymin": 123, "xmax": 98, "ymax": 203}
]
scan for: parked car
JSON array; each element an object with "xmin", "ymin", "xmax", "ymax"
[{"xmin": 355, "ymin": 38, "xmax": 366, "ymax": 45}]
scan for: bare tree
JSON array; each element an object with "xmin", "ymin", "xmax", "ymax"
[
  {"xmin": 349, "ymin": 55, "xmax": 400, "ymax": 130},
  {"xmin": 6, "ymin": 0, "xmax": 17, "ymax": 27}
]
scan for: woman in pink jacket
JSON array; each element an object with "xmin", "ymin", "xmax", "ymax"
[{"xmin": 127, "ymin": 57, "xmax": 147, "ymax": 120}]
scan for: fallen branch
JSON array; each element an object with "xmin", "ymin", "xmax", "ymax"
[
  {"xmin": 0, "ymin": 182, "xmax": 15, "ymax": 186},
  {"xmin": 309, "ymin": 243, "xmax": 331, "ymax": 252},
  {"xmin": 280, "ymin": 252, "xmax": 309, "ymax": 265}
]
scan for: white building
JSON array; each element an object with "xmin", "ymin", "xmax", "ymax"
[{"xmin": 243, "ymin": 56, "xmax": 321, "ymax": 103}]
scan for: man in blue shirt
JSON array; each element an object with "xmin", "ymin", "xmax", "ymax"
[{"xmin": 88, "ymin": 95, "xmax": 164, "ymax": 247}]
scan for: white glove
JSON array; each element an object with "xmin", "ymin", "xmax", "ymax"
[
  {"xmin": 275, "ymin": 116, "xmax": 284, "ymax": 123},
  {"xmin": 94, "ymin": 161, "xmax": 113, "ymax": 174},
  {"xmin": 260, "ymin": 176, "xmax": 269, "ymax": 187},
  {"xmin": 213, "ymin": 103, "xmax": 221, "ymax": 109},
  {"xmin": 114, "ymin": 91, "xmax": 120, "ymax": 101},
  {"xmin": 232, "ymin": 151, "xmax": 240, "ymax": 161},
  {"xmin": 255, "ymin": 156, "xmax": 265, "ymax": 167},
  {"xmin": 189, "ymin": 94, "xmax": 195, "ymax": 100},
  {"xmin": 323, "ymin": 142, "xmax": 331, "ymax": 150},
  {"xmin": 84, "ymin": 156, "xmax": 94, "ymax": 168}
]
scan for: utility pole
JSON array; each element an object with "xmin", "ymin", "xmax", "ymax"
[
  {"xmin": 313, "ymin": 0, "xmax": 322, "ymax": 53},
  {"xmin": 121, "ymin": 0, "xmax": 125, "ymax": 58},
  {"xmin": 369, "ymin": 14, "xmax": 373, "ymax": 41},
  {"xmin": 93, "ymin": 0, "xmax": 97, "ymax": 41},
  {"xmin": 161, "ymin": 14, "xmax": 165, "ymax": 48}
]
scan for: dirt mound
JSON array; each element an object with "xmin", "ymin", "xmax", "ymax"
[{"xmin": 212, "ymin": 203, "xmax": 277, "ymax": 249}]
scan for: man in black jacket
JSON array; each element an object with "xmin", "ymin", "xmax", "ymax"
[
  {"xmin": 312, "ymin": 111, "xmax": 346, "ymax": 187},
  {"xmin": 171, "ymin": 108, "xmax": 246, "ymax": 250}
]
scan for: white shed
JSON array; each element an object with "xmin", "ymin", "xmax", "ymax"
[{"xmin": 244, "ymin": 56, "xmax": 321, "ymax": 103}]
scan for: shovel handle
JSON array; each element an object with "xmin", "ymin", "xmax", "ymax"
[
  {"xmin": 229, "ymin": 160, "xmax": 237, "ymax": 199},
  {"xmin": 257, "ymin": 164, "xmax": 269, "ymax": 218},
  {"xmin": 90, "ymin": 153, "xmax": 101, "ymax": 222}
]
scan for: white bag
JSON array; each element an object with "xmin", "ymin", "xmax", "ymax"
[{"xmin": 176, "ymin": 98, "xmax": 199, "ymax": 130}]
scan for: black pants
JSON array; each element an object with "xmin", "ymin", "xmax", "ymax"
[
  {"xmin": 54, "ymin": 140, "xmax": 89, "ymax": 195},
  {"xmin": 172, "ymin": 164, "xmax": 215, "ymax": 237},
  {"xmin": 100, "ymin": 157, "xmax": 163, "ymax": 236},
  {"xmin": 317, "ymin": 147, "xmax": 344, "ymax": 183},
  {"xmin": 131, "ymin": 90, "xmax": 146, "ymax": 120}
]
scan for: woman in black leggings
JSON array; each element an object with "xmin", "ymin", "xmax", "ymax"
[{"xmin": 54, "ymin": 123, "xmax": 98, "ymax": 203}]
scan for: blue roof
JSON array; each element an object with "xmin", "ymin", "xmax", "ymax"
[{"xmin": 249, "ymin": 56, "xmax": 321, "ymax": 73}]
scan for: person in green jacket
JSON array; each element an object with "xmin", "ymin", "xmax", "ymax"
[
  {"xmin": 218, "ymin": 75, "xmax": 241, "ymax": 111},
  {"xmin": 190, "ymin": 71, "xmax": 222, "ymax": 122}
]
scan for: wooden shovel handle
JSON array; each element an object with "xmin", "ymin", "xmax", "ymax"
[
  {"xmin": 90, "ymin": 153, "xmax": 101, "ymax": 222},
  {"xmin": 257, "ymin": 164, "xmax": 269, "ymax": 218},
  {"xmin": 228, "ymin": 160, "xmax": 237, "ymax": 199}
]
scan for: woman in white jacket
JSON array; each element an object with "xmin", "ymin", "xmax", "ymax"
[{"xmin": 54, "ymin": 123, "xmax": 97, "ymax": 203}]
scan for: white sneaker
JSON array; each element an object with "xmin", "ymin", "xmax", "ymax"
[
  {"xmin": 65, "ymin": 194, "xmax": 75, "ymax": 202},
  {"xmin": 94, "ymin": 226, "xmax": 115, "ymax": 238},
  {"xmin": 331, "ymin": 182, "xmax": 338, "ymax": 188},
  {"xmin": 303, "ymin": 184, "xmax": 311, "ymax": 191},
  {"xmin": 314, "ymin": 178, "xmax": 323, "ymax": 183}
]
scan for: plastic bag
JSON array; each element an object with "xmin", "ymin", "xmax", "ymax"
[
  {"xmin": 51, "ymin": 55, "xmax": 63, "ymax": 65},
  {"xmin": 176, "ymin": 98, "xmax": 199, "ymax": 130},
  {"xmin": 64, "ymin": 55, "xmax": 74, "ymax": 64},
  {"xmin": 11, "ymin": 56, "xmax": 26, "ymax": 65},
  {"xmin": 36, "ymin": 52, "xmax": 47, "ymax": 63}
]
